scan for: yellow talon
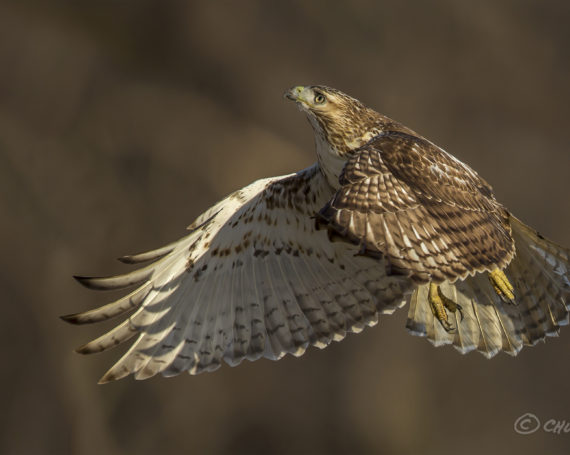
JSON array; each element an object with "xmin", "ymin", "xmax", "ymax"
[
  {"xmin": 488, "ymin": 268, "xmax": 515, "ymax": 301},
  {"xmin": 428, "ymin": 283, "xmax": 462, "ymax": 332}
]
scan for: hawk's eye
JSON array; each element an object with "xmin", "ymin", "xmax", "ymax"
[{"xmin": 314, "ymin": 93, "xmax": 326, "ymax": 105}]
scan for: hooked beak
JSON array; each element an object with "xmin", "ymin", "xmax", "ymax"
[{"xmin": 284, "ymin": 85, "xmax": 305, "ymax": 102}]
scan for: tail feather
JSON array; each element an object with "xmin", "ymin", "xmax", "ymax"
[{"xmin": 407, "ymin": 216, "xmax": 570, "ymax": 357}]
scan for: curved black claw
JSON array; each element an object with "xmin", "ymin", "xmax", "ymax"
[
  {"xmin": 456, "ymin": 303, "xmax": 464, "ymax": 322},
  {"xmin": 438, "ymin": 318, "xmax": 456, "ymax": 333}
]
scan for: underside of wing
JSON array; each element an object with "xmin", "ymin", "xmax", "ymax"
[
  {"xmin": 64, "ymin": 164, "xmax": 413, "ymax": 382},
  {"xmin": 318, "ymin": 132, "xmax": 515, "ymax": 284}
]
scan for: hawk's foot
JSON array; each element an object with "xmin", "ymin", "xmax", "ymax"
[
  {"xmin": 428, "ymin": 283, "xmax": 463, "ymax": 332},
  {"xmin": 488, "ymin": 268, "xmax": 515, "ymax": 302}
]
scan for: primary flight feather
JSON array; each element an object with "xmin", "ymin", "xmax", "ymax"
[{"xmin": 63, "ymin": 85, "xmax": 570, "ymax": 383}]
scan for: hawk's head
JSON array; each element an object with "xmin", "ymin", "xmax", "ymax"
[{"xmin": 285, "ymin": 85, "xmax": 383, "ymax": 156}]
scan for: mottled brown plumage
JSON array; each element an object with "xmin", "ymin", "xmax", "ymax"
[
  {"xmin": 318, "ymin": 131, "xmax": 515, "ymax": 284},
  {"xmin": 291, "ymin": 85, "xmax": 568, "ymax": 347},
  {"xmin": 63, "ymin": 85, "xmax": 569, "ymax": 382}
]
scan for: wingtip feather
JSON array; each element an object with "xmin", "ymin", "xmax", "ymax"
[
  {"xmin": 98, "ymin": 364, "xmax": 132, "ymax": 384},
  {"xmin": 72, "ymin": 266, "xmax": 152, "ymax": 290},
  {"xmin": 73, "ymin": 275, "xmax": 95, "ymax": 287},
  {"xmin": 74, "ymin": 343, "xmax": 92, "ymax": 355},
  {"xmin": 73, "ymin": 275, "xmax": 112, "ymax": 290},
  {"xmin": 97, "ymin": 373, "xmax": 116, "ymax": 385},
  {"xmin": 116, "ymin": 242, "xmax": 178, "ymax": 264},
  {"xmin": 60, "ymin": 313, "xmax": 82, "ymax": 325},
  {"xmin": 117, "ymin": 255, "xmax": 138, "ymax": 264}
]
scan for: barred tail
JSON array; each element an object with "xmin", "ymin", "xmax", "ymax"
[{"xmin": 406, "ymin": 216, "xmax": 570, "ymax": 357}]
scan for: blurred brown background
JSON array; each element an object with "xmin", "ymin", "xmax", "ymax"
[{"xmin": 1, "ymin": 1, "xmax": 569, "ymax": 454}]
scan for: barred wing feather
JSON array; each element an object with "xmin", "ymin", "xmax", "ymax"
[{"xmin": 64, "ymin": 164, "xmax": 412, "ymax": 383}]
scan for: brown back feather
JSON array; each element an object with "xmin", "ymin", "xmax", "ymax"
[{"xmin": 318, "ymin": 131, "xmax": 515, "ymax": 283}]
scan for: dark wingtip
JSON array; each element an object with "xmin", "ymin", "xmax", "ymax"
[
  {"xmin": 73, "ymin": 275, "xmax": 106, "ymax": 290},
  {"xmin": 60, "ymin": 313, "xmax": 81, "ymax": 324},
  {"xmin": 97, "ymin": 374, "xmax": 115, "ymax": 385},
  {"xmin": 72, "ymin": 274, "xmax": 140, "ymax": 291},
  {"xmin": 75, "ymin": 343, "xmax": 94, "ymax": 355},
  {"xmin": 117, "ymin": 255, "xmax": 136, "ymax": 264},
  {"xmin": 73, "ymin": 275, "xmax": 94, "ymax": 287}
]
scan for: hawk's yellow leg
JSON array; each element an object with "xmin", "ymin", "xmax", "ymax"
[
  {"xmin": 428, "ymin": 283, "xmax": 463, "ymax": 332},
  {"xmin": 429, "ymin": 269, "xmax": 515, "ymax": 332},
  {"xmin": 488, "ymin": 268, "xmax": 515, "ymax": 301}
]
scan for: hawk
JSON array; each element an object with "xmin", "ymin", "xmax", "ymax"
[{"xmin": 63, "ymin": 85, "xmax": 570, "ymax": 383}]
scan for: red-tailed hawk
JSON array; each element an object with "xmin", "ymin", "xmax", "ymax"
[{"xmin": 63, "ymin": 86, "xmax": 570, "ymax": 383}]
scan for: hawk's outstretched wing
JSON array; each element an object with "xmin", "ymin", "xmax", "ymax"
[
  {"xmin": 64, "ymin": 165, "xmax": 412, "ymax": 383},
  {"xmin": 65, "ymin": 85, "xmax": 570, "ymax": 380},
  {"xmin": 318, "ymin": 131, "xmax": 515, "ymax": 284}
]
